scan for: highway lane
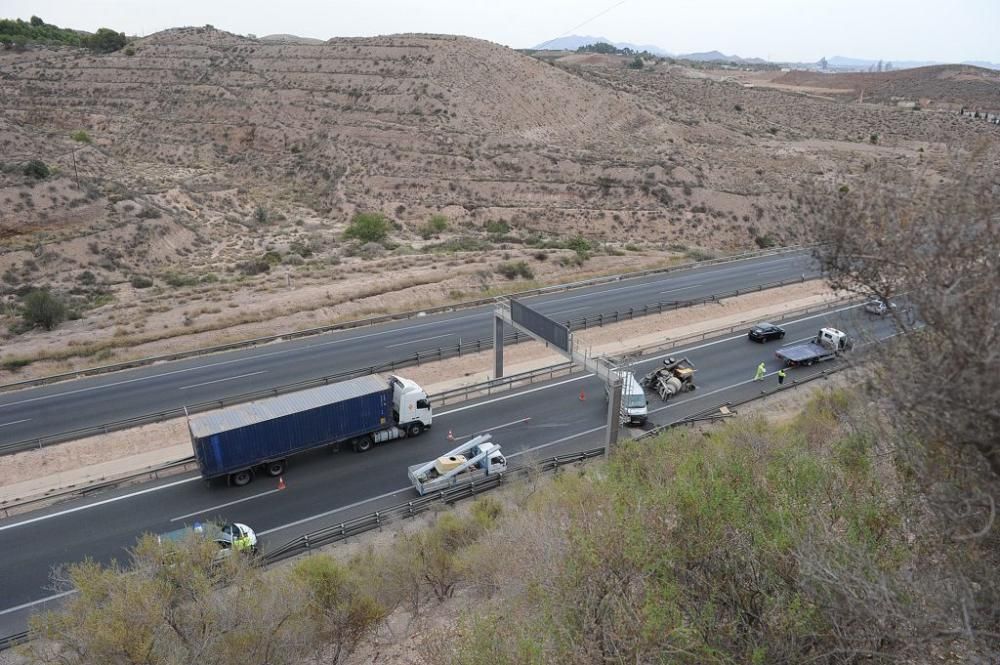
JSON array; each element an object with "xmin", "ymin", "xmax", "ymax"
[
  {"xmin": 0, "ymin": 251, "xmax": 816, "ymax": 444},
  {"xmin": 0, "ymin": 301, "xmax": 897, "ymax": 636}
]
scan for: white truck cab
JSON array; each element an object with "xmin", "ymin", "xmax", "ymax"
[{"xmin": 390, "ymin": 374, "xmax": 433, "ymax": 435}]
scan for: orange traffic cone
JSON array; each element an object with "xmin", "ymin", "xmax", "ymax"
[
  {"xmin": 447, "ymin": 429, "xmax": 455, "ymax": 441},
  {"xmin": 277, "ymin": 476, "xmax": 286, "ymax": 490},
  {"xmin": 579, "ymin": 389, "xmax": 586, "ymax": 401}
]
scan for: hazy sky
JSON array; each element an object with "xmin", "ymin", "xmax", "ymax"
[{"xmin": 5, "ymin": 0, "xmax": 998, "ymax": 63}]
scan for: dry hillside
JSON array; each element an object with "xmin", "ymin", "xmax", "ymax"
[{"xmin": 0, "ymin": 28, "xmax": 994, "ymax": 375}]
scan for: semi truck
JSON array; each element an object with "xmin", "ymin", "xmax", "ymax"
[
  {"xmin": 408, "ymin": 434, "xmax": 507, "ymax": 496},
  {"xmin": 188, "ymin": 374, "xmax": 432, "ymax": 486},
  {"xmin": 774, "ymin": 328, "xmax": 852, "ymax": 367}
]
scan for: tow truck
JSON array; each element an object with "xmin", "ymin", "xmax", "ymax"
[
  {"xmin": 775, "ymin": 327, "xmax": 852, "ymax": 367},
  {"xmin": 408, "ymin": 434, "xmax": 507, "ymax": 496}
]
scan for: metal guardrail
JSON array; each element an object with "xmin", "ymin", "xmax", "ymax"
[
  {"xmin": 0, "ymin": 276, "xmax": 808, "ymax": 457},
  {"xmin": 0, "ymin": 630, "xmax": 29, "ymax": 651},
  {"xmin": 0, "ymin": 245, "xmax": 810, "ymax": 393}
]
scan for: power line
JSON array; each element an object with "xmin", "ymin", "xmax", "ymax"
[{"xmin": 537, "ymin": 0, "xmax": 630, "ymax": 47}]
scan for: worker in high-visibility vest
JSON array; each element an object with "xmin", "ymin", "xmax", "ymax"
[
  {"xmin": 754, "ymin": 361, "xmax": 766, "ymax": 381},
  {"xmin": 777, "ymin": 368, "xmax": 787, "ymax": 385}
]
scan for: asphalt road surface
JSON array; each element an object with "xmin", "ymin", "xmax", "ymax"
[
  {"xmin": 0, "ymin": 251, "xmax": 817, "ymax": 445},
  {"xmin": 0, "ymin": 300, "xmax": 900, "ymax": 638}
]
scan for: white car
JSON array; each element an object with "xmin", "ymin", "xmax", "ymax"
[
  {"xmin": 864, "ymin": 299, "xmax": 896, "ymax": 316},
  {"xmin": 158, "ymin": 521, "xmax": 258, "ymax": 558}
]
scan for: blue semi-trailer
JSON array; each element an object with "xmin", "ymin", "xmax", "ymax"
[{"xmin": 187, "ymin": 374, "xmax": 433, "ymax": 486}]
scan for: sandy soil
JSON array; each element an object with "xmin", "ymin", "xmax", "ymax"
[{"xmin": 0, "ymin": 280, "xmax": 840, "ymax": 509}]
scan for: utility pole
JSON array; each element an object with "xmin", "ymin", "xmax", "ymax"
[
  {"xmin": 71, "ymin": 148, "xmax": 80, "ymax": 190},
  {"xmin": 604, "ymin": 375, "xmax": 622, "ymax": 457},
  {"xmin": 493, "ymin": 315, "xmax": 504, "ymax": 379}
]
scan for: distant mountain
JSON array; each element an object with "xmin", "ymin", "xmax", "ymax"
[
  {"xmin": 675, "ymin": 50, "xmax": 769, "ymax": 64},
  {"xmin": 532, "ymin": 34, "xmax": 670, "ymax": 55},
  {"xmin": 964, "ymin": 60, "xmax": 1000, "ymax": 70},
  {"xmin": 825, "ymin": 55, "xmax": 1000, "ymax": 71}
]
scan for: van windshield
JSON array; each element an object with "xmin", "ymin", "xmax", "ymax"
[{"xmin": 625, "ymin": 394, "xmax": 646, "ymax": 409}]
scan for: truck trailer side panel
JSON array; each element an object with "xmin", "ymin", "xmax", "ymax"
[{"xmin": 189, "ymin": 376, "xmax": 393, "ymax": 479}]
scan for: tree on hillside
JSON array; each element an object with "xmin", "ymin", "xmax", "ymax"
[
  {"xmin": 807, "ymin": 154, "xmax": 1000, "ymax": 646},
  {"xmin": 808, "ymin": 153, "xmax": 1000, "ymax": 480},
  {"xmin": 84, "ymin": 28, "xmax": 126, "ymax": 53}
]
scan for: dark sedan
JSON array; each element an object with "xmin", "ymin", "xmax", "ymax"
[{"xmin": 748, "ymin": 322, "xmax": 786, "ymax": 342}]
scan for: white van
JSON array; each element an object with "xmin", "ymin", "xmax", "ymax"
[{"xmin": 608, "ymin": 371, "xmax": 648, "ymax": 425}]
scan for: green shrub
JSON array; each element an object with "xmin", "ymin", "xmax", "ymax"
[
  {"xmin": 130, "ymin": 275, "xmax": 153, "ymax": 289},
  {"xmin": 21, "ymin": 288, "xmax": 67, "ymax": 330},
  {"xmin": 162, "ymin": 272, "xmax": 198, "ymax": 287},
  {"xmin": 627, "ymin": 55, "xmax": 644, "ymax": 69},
  {"xmin": 344, "ymin": 212, "xmax": 389, "ymax": 243},
  {"xmin": 71, "ymin": 130, "xmax": 92, "ymax": 144},
  {"xmin": 485, "ymin": 220, "xmax": 510, "ymax": 236},
  {"xmin": 237, "ymin": 259, "xmax": 271, "ymax": 276},
  {"xmin": 428, "ymin": 214, "xmax": 448, "ymax": 232},
  {"xmin": 23, "ymin": 160, "xmax": 49, "ymax": 180},
  {"xmin": 1, "ymin": 357, "xmax": 31, "ymax": 371},
  {"xmin": 495, "ymin": 261, "xmax": 534, "ymax": 280},
  {"xmin": 567, "ymin": 235, "xmax": 591, "ymax": 258}
]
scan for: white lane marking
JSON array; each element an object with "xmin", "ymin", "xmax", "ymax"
[
  {"xmin": 541, "ymin": 279, "xmax": 679, "ymax": 304},
  {"xmin": 0, "ymin": 590, "xmax": 77, "ymax": 616},
  {"xmin": 258, "ymin": 486, "xmax": 414, "ymax": 536},
  {"xmin": 659, "ymin": 283, "xmax": 704, "ymax": 294},
  {"xmin": 179, "ymin": 371, "xmax": 267, "ymax": 391},
  {"xmin": 0, "ymin": 302, "xmax": 862, "ymax": 532},
  {"xmin": 0, "ymin": 314, "xmax": 485, "ymax": 411},
  {"xmin": 453, "ymin": 417, "xmax": 532, "ymax": 440},
  {"xmin": 170, "ymin": 488, "xmax": 284, "ymax": 522},
  {"xmin": 385, "ymin": 333, "xmax": 453, "ymax": 349},
  {"xmin": 506, "ymin": 425, "xmax": 605, "ymax": 458},
  {"xmin": 0, "ymin": 418, "xmax": 30, "ymax": 428},
  {"xmin": 0, "ymin": 476, "xmax": 201, "ymax": 533},
  {"xmin": 547, "ymin": 305, "xmax": 589, "ymax": 316}
]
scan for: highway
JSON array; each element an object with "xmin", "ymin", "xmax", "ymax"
[
  {"xmin": 0, "ymin": 251, "xmax": 816, "ymax": 445},
  {"xmin": 0, "ymin": 300, "xmax": 900, "ymax": 638}
]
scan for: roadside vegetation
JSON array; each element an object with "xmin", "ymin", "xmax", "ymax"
[{"xmin": 0, "ymin": 16, "xmax": 126, "ymax": 52}]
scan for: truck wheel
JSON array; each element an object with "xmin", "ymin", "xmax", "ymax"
[
  {"xmin": 230, "ymin": 470, "xmax": 252, "ymax": 487},
  {"xmin": 265, "ymin": 460, "xmax": 286, "ymax": 477},
  {"xmin": 353, "ymin": 436, "xmax": 373, "ymax": 453},
  {"xmin": 407, "ymin": 422, "xmax": 423, "ymax": 437}
]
